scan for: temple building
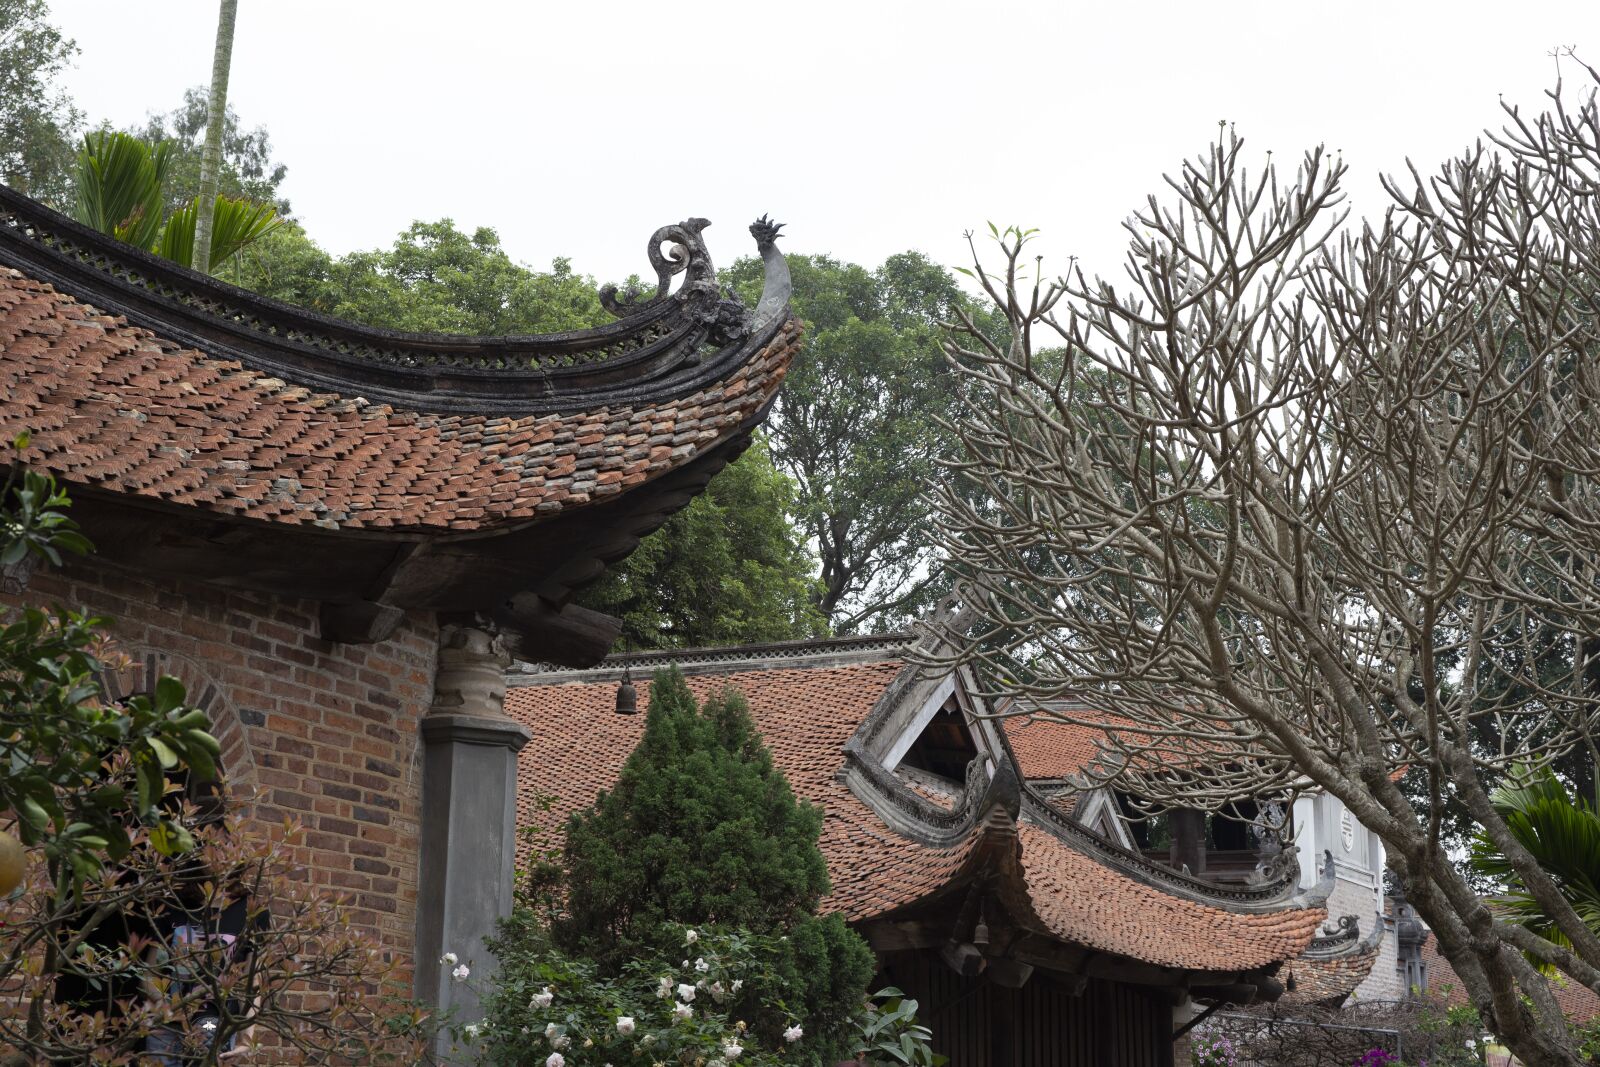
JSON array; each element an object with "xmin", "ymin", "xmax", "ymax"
[
  {"xmin": 0, "ymin": 183, "xmax": 797, "ymax": 1038},
  {"xmin": 1001, "ymin": 700, "xmax": 1437, "ymax": 1008},
  {"xmin": 508, "ymin": 612, "xmax": 1337, "ymax": 1066}
]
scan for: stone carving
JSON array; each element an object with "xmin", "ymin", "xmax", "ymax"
[
  {"xmin": 430, "ymin": 623, "xmax": 512, "ymax": 716},
  {"xmin": 599, "ymin": 217, "xmax": 768, "ymax": 348},
  {"xmin": 1246, "ymin": 842, "xmax": 1301, "ymax": 887}
]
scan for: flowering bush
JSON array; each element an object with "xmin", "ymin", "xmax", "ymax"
[
  {"xmin": 1191, "ymin": 1024, "xmax": 1240, "ymax": 1067},
  {"xmin": 469, "ymin": 925, "xmax": 808, "ymax": 1066},
  {"xmin": 1354, "ymin": 1050, "xmax": 1401, "ymax": 1067}
]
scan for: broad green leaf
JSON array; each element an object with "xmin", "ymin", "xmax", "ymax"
[{"xmin": 147, "ymin": 737, "xmax": 178, "ymax": 770}]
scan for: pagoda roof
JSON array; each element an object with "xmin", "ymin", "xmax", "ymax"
[
  {"xmin": 507, "ymin": 640, "xmax": 1332, "ymax": 1001},
  {"xmin": 0, "ymin": 188, "xmax": 798, "ymax": 663}
]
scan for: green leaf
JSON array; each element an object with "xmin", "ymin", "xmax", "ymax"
[
  {"xmin": 73, "ymin": 131, "xmax": 172, "ymax": 251},
  {"xmin": 148, "ymin": 737, "xmax": 178, "ymax": 770},
  {"xmin": 18, "ymin": 795, "xmax": 50, "ymax": 831},
  {"xmin": 152, "ymin": 675, "xmax": 186, "ymax": 714}
]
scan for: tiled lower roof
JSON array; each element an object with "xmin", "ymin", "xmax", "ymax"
[
  {"xmin": 508, "ymin": 659, "xmax": 1324, "ymax": 974},
  {"xmin": 0, "ymin": 270, "xmax": 796, "ymax": 532},
  {"xmin": 507, "ymin": 663, "xmax": 974, "ymax": 921},
  {"xmin": 1421, "ymin": 932, "xmax": 1600, "ymax": 1022},
  {"xmin": 1280, "ymin": 938, "xmax": 1381, "ymax": 1006},
  {"xmin": 1016, "ymin": 822, "xmax": 1323, "ymax": 971}
]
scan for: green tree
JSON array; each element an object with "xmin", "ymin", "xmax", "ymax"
[
  {"xmin": 578, "ymin": 439, "xmax": 825, "ymax": 649},
  {"xmin": 132, "ymin": 86, "xmax": 289, "ymax": 215},
  {"xmin": 528, "ymin": 669, "xmax": 875, "ymax": 1060},
  {"xmin": 0, "ymin": 0, "xmax": 82, "ymax": 206},
  {"xmin": 239, "ymin": 219, "xmax": 606, "ymax": 334},
  {"xmin": 723, "ymin": 251, "xmax": 1001, "ymax": 634}
]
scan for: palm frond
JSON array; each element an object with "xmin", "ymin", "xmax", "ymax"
[
  {"xmin": 1471, "ymin": 766, "xmax": 1600, "ymax": 970},
  {"xmin": 72, "ymin": 132, "xmax": 171, "ymax": 252},
  {"xmin": 158, "ymin": 196, "xmax": 282, "ymax": 274}
]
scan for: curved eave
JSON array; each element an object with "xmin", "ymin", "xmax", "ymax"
[
  {"xmin": 0, "ymin": 267, "xmax": 798, "ymax": 537},
  {"xmin": 0, "ymin": 185, "xmax": 791, "ymax": 415}
]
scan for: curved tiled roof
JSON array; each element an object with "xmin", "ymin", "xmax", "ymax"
[
  {"xmin": 507, "ymin": 663, "xmax": 977, "ymax": 921},
  {"xmin": 507, "ymin": 657, "xmax": 1325, "ymax": 975},
  {"xmin": 1015, "ymin": 821, "xmax": 1323, "ymax": 971},
  {"xmin": 0, "ymin": 271, "xmax": 797, "ymax": 533}
]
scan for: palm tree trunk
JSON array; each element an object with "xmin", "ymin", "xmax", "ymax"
[{"xmin": 192, "ymin": 0, "xmax": 238, "ymax": 275}]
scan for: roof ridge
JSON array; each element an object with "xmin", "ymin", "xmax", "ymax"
[
  {"xmin": 0, "ymin": 185, "xmax": 792, "ymax": 415},
  {"xmin": 507, "ymin": 633, "xmax": 914, "ymax": 684}
]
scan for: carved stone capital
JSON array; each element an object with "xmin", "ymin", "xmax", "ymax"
[{"xmin": 430, "ymin": 623, "xmax": 512, "ymax": 718}]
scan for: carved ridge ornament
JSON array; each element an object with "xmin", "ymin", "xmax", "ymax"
[
  {"xmin": 0, "ymin": 185, "xmax": 794, "ymax": 415},
  {"xmin": 1340, "ymin": 809, "xmax": 1355, "ymax": 852}
]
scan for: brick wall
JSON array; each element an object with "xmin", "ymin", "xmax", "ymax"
[{"xmin": 0, "ymin": 556, "xmax": 438, "ymax": 986}]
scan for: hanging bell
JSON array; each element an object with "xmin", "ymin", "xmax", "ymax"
[
  {"xmin": 973, "ymin": 917, "xmax": 991, "ymax": 947},
  {"xmin": 615, "ymin": 667, "xmax": 638, "ymax": 715}
]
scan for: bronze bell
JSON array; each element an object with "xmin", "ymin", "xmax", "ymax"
[
  {"xmin": 973, "ymin": 917, "xmax": 990, "ymax": 947},
  {"xmin": 615, "ymin": 667, "xmax": 638, "ymax": 714}
]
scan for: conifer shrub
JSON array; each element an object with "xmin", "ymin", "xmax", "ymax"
[{"xmin": 488, "ymin": 668, "xmax": 876, "ymax": 1065}]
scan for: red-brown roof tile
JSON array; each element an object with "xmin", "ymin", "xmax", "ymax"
[
  {"xmin": 509, "ymin": 660, "xmax": 1325, "ymax": 973},
  {"xmin": 1421, "ymin": 932, "xmax": 1600, "ymax": 1022},
  {"xmin": 0, "ymin": 271, "xmax": 796, "ymax": 533},
  {"xmin": 1280, "ymin": 940, "xmax": 1382, "ymax": 1006},
  {"xmin": 1016, "ymin": 822, "xmax": 1324, "ymax": 971}
]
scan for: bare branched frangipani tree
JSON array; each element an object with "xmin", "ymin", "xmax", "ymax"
[{"xmin": 929, "ymin": 62, "xmax": 1600, "ymax": 1067}]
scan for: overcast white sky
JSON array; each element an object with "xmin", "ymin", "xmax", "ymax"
[{"xmin": 52, "ymin": 1, "xmax": 1593, "ymax": 286}]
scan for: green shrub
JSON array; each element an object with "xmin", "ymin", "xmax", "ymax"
[{"xmin": 499, "ymin": 668, "xmax": 875, "ymax": 1064}]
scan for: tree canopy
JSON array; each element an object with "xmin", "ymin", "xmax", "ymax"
[
  {"xmin": 577, "ymin": 439, "xmax": 825, "ymax": 649},
  {"xmin": 723, "ymin": 250, "xmax": 1001, "ymax": 634},
  {"xmin": 237, "ymin": 219, "xmax": 607, "ymax": 335},
  {"xmin": 0, "ymin": 0, "xmax": 82, "ymax": 206},
  {"xmin": 131, "ymin": 87, "xmax": 290, "ymax": 216}
]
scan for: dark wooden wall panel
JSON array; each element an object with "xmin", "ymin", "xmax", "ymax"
[{"xmin": 879, "ymin": 950, "xmax": 1173, "ymax": 1067}]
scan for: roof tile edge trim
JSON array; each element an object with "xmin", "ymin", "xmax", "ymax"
[{"xmin": 0, "ymin": 185, "xmax": 792, "ymax": 415}]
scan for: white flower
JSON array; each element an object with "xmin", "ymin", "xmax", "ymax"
[
  {"xmin": 783, "ymin": 1024, "xmax": 804, "ymax": 1043},
  {"xmin": 685, "ymin": 929, "xmax": 699, "ymax": 944},
  {"xmin": 694, "ymin": 957, "xmax": 710, "ymax": 973},
  {"xmin": 546, "ymin": 1055, "xmax": 565, "ymax": 1067},
  {"xmin": 656, "ymin": 976, "xmax": 673, "ymax": 999},
  {"xmin": 531, "ymin": 986, "xmax": 554, "ymax": 1009},
  {"xmin": 544, "ymin": 1022, "xmax": 560, "ymax": 1040},
  {"xmin": 440, "ymin": 951, "xmax": 459, "ymax": 967},
  {"xmin": 731, "ymin": 979, "xmax": 743, "ymax": 993},
  {"xmin": 616, "ymin": 1016, "xmax": 636, "ymax": 1036},
  {"xmin": 709, "ymin": 981, "xmax": 727, "ymax": 1003},
  {"xmin": 723, "ymin": 1042, "xmax": 743, "ymax": 1060},
  {"xmin": 676, "ymin": 983, "xmax": 696, "ymax": 1002},
  {"xmin": 672, "ymin": 1002, "xmax": 693, "ymax": 1023},
  {"xmin": 462, "ymin": 1022, "xmax": 481, "ymax": 1040},
  {"xmin": 550, "ymin": 1035, "xmax": 570, "ymax": 1051},
  {"xmin": 451, "ymin": 963, "xmax": 471, "ymax": 981}
]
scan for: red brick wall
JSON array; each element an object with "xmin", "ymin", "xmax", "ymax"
[{"xmin": 0, "ymin": 557, "xmax": 438, "ymax": 986}]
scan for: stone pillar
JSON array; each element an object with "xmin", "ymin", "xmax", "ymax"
[{"xmin": 414, "ymin": 624, "xmax": 530, "ymax": 1055}]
